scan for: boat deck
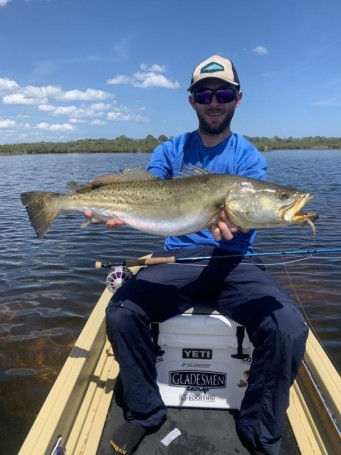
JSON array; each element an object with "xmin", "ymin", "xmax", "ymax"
[{"xmin": 97, "ymin": 384, "xmax": 300, "ymax": 455}]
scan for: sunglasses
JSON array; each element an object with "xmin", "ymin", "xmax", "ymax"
[{"xmin": 193, "ymin": 88, "xmax": 237, "ymax": 104}]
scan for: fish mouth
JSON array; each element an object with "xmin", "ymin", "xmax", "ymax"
[{"xmin": 280, "ymin": 194, "xmax": 318, "ymax": 223}]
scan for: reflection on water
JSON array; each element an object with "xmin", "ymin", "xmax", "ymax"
[{"xmin": 0, "ymin": 150, "xmax": 340, "ymax": 454}]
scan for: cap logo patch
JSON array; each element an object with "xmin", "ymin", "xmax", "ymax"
[{"xmin": 200, "ymin": 62, "xmax": 224, "ymax": 74}]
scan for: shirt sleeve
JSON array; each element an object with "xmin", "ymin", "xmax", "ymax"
[
  {"xmin": 147, "ymin": 133, "xmax": 191, "ymax": 179},
  {"xmin": 234, "ymin": 137, "xmax": 268, "ymax": 181},
  {"xmin": 147, "ymin": 142, "xmax": 172, "ymax": 179}
]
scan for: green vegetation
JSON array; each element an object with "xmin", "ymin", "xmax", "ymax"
[
  {"xmin": 245, "ymin": 136, "xmax": 341, "ymax": 151},
  {"xmin": 0, "ymin": 135, "xmax": 340, "ymax": 155}
]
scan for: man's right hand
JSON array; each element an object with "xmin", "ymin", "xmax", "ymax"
[
  {"xmin": 210, "ymin": 210, "xmax": 248, "ymax": 241},
  {"xmin": 84, "ymin": 210, "xmax": 124, "ymax": 228}
]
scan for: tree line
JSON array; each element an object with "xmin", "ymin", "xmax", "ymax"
[
  {"xmin": 245, "ymin": 136, "xmax": 341, "ymax": 151},
  {"xmin": 0, "ymin": 134, "xmax": 340, "ymax": 155}
]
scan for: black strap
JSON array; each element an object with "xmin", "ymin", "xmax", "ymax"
[{"xmin": 150, "ymin": 322, "xmax": 165, "ymax": 357}]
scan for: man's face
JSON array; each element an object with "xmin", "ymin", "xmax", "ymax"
[{"xmin": 189, "ymin": 79, "xmax": 241, "ymax": 136}]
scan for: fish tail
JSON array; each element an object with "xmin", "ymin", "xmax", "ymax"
[{"xmin": 20, "ymin": 191, "xmax": 62, "ymax": 238}]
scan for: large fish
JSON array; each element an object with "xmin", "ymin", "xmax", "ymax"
[{"xmin": 20, "ymin": 167, "xmax": 318, "ymax": 239}]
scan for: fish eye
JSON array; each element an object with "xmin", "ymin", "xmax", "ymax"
[{"xmin": 279, "ymin": 191, "xmax": 289, "ymax": 200}]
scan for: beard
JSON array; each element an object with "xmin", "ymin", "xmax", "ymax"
[{"xmin": 196, "ymin": 107, "xmax": 235, "ymax": 135}]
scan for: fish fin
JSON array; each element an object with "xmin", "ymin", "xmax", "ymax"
[
  {"xmin": 67, "ymin": 181, "xmax": 94, "ymax": 193},
  {"xmin": 20, "ymin": 191, "xmax": 61, "ymax": 238},
  {"xmin": 67, "ymin": 168, "xmax": 158, "ymax": 193},
  {"xmin": 80, "ymin": 220, "xmax": 91, "ymax": 228},
  {"xmin": 179, "ymin": 166, "xmax": 214, "ymax": 177},
  {"xmin": 89, "ymin": 174, "xmax": 129, "ymax": 187},
  {"xmin": 121, "ymin": 167, "xmax": 159, "ymax": 180},
  {"xmin": 80, "ymin": 217, "xmax": 104, "ymax": 228},
  {"xmin": 89, "ymin": 168, "xmax": 159, "ymax": 187}
]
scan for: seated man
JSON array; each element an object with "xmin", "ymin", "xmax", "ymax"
[{"xmin": 89, "ymin": 55, "xmax": 308, "ymax": 455}]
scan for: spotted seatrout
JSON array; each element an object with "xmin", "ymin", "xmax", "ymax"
[{"xmin": 20, "ymin": 167, "xmax": 318, "ymax": 239}]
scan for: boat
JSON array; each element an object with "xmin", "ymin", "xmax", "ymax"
[{"xmin": 18, "ymin": 263, "xmax": 341, "ymax": 455}]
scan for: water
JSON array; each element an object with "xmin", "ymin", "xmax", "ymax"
[{"xmin": 0, "ymin": 150, "xmax": 340, "ymax": 454}]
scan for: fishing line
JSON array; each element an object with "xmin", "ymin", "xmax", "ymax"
[
  {"xmin": 95, "ymin": 247, "xmax": 341, "ymax": 270},
  {"xmin": 166, "ymin": 255, "xmax": 313, "ymax": 268},
  {"xmin": 279, "ymin": 254, "xmax": 320, "ymax": 340}
]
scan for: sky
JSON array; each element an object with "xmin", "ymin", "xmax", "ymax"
[{"xmin": 0, "ymin": 0, "xmax": 340, "ymax": 144}]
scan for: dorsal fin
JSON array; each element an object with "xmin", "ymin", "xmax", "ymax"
[
  {"xmin": 89, "ymin": 167, "xmax": 159, "ymax": 187},
  {"xmin": 67, "ymin": 181, "xmax": 93, "ymax": 193},
  {"xmin": 67, "ymin": 167, "xmax": 159, "ymax": 193},
  {"xmin": 179, "ymin": 166, "xmax": 214, "ymax": 177},
  {"xmin": 122, "ymin": 168, "xmax": 159, "ymax": 180}
]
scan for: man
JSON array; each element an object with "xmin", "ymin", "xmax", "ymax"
[{"xmin": 94, "ymin": 56, "xmax": 308, "ymax": 455}]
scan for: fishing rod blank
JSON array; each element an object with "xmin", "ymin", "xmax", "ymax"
[{"xmin": 95, "ymin": 247, "xmax": 341, "ymax": 270}]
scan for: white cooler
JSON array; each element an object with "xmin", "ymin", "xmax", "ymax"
[{"xmin": 154, "ymin": 307, "xmax": 253, "ymax": 410}]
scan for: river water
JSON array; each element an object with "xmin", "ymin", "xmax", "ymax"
[{"xmin": 0, "ymin": 150, "xmax": 340, "ymax": 454}]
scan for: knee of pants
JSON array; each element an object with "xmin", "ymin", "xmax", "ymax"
[
  {"xmin": 278, "ymin": 304, "xmax": 308, "ymax": 346},
  {"xmin": 105, "ymin": 305, "xmax": 141, "ymax": 345},
  {"xmin": 263, "ymin": 304, "xmax": 308, "ymax": 372},
  {"xmin": 254, "ymin": 302, "xmax": 308, "ymax": 352}
]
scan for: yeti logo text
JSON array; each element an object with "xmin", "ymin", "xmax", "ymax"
[{"xmin": 182, "ymin": 349, "xmax": 212, "ymax": 359}]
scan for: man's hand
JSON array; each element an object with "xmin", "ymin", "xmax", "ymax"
[
  {"xmin": 84, "ymin": 210, "xmax": 124, "ymax": 228},
  {"xmin": 210, "ymin": 210, "xmax": 248, "ymax": 241}
]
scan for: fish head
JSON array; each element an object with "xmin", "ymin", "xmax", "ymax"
[{"xmin": 224, "ymin": 181, "xmax": 318, "ymax": 229}]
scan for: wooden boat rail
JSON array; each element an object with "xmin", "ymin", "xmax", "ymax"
[{"xmin": 18, "ymin": 287, "xmax": 341, "ymax": 455}]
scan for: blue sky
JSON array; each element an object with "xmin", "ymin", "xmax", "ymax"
[{"xmin": 0, "ymin": 0, "xmax": 340, "ymax": 144}]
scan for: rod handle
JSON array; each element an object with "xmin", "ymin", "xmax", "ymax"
[
  {"xmin": 125, "ymin": 256, "xmax": 176, "ymax": 267},
  {"xmin": 95, "ymin": 256, "xmax": 177, "ymax": 269}
]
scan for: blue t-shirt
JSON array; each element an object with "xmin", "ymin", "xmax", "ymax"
[{"xmin": 147, "ymin": 131, "xmax": 267, "ymax": 254}]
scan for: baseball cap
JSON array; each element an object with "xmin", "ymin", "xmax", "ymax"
[{"xmin": 188, "ymin": 55, "xmax": 240, "ymax": 92}]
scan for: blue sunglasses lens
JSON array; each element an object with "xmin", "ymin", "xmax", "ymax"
[{"xmin": 194, "ymin": 88, "xmax": 236, "ymax": 104}]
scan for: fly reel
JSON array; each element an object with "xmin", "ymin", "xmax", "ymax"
[{"xmin": 106, "ymin": 265, "xmax": 133, "ymax": 293}]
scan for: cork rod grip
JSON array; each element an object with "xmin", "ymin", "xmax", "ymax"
[{"xmin": 124, "ymin": 256, "xmax": 176, "ymax": 267}]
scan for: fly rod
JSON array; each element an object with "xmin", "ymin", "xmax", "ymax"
[{"xmin": 95, "ymin": 247, "xmax": 341, "ymax": 269}]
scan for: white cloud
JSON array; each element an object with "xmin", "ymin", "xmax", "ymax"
[
  {"xmin": 23, "ymin": 84, "xmax": 62, "ymax": 98},
  {"xmin": 140, "ymin": 63, "xmax": 166, "ymax": 72},
  {"xmin": 0, "ymin": 73, "xmax": 153, "ymax": 140},
  {"xmin": 35, "ymin": 122, "xmax": 76, "ymax": 131},
  {"xmin": 0, "ymin": 0, "xmax": 11, "ymax": 7},
  {"xmin": 52, "ymin": 106, "xmax": 79, "ymax": 116},
  {"xmin": 57, "ymin": 88, "xmax": 111, "ymax": 101},
  {"xmin": 3, "ymin": 93, "xmax": 48, "ymax": 105},
  {"xmin": 107, "ymin": 112, "xmax": 149, "ymax": 122},
  {"xmin": 89, "ymin": 102, "xmax": 112, "ymax": 111},
  {"xmin": 69, "ymin": 118, "xmax": 87, "ymax": 124},
  {"xmin": 252, "ymin": 46, "xmax": 268, "ymax": 56},
  {"xmin": 0, "ymin": 119, "xmax": 16, "ymax": 128},
  {"xmin": 91, "ymin": 119, "xmax": 106, "ymax": 125},
  {"xmin": 107, "ymin": 75, "xmax": 131, "ymax": 85},
  {"xmin": 38, "ymin": 104, "xmax": 56, "ymax": 112},
  {"xmin": 132, "ymin": 71, "xmax": 180, "ymax": 89},
  {"xmin": 0, "ymin": 77, "xmax": 20, "ymax": 93},
  {"xmin": 107, "ymin": 63, "xmax": 180, "ymax": 89},
  {"xmin": 38, "ymin": 102, "xmax": 112, "ymax": 119},
  {"xmin": 1, "ymin": 79, "xmax": 111, "ymax": 106}
]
